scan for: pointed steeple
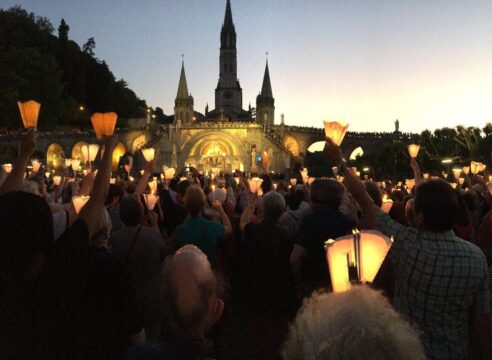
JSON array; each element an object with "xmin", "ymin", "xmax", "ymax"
[
  {"xmin": 260, "ymin": 60, "xmax": 273, "ymax": 99},
  {"xmin": 220, "ymin": 0, "xmax": 236, "ymax": 49},
  {"xmin": 223, "ymin": 0, "xmax": 234, "ymax": 28},
  {"xmin": 176, "ymin": 61, "xmax": 189, "ymax": 99}
]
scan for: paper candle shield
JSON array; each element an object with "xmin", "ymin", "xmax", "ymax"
[
  {"xmin": 31, "ymin": 160, "xmax": 41, "ymax": 173},
  {"xmin": 162, "ymin": 166, "xmax": 176, "ymax": 180},
  {"xmin": 290, "ymin": 178, "xmax": 297, "ymax": 186},
  {"xmin": 53, "ymin": 176, "xmax": 61, "ymax": 186},
  {"xmin": 143, "ymin": 193, "xmax": 159, "ymax": 210},
  {"xmin": 381, "ymin": 199, "xmax": 393, "ymax": 213},
  {"xmin": 148, "ymin": 180, "xmax": 157, "ymax": 194},
  {"xmin": 71, "ymin": 159, "xmax": 81, "ymax": 171},
  {"xmin": 323, "ymin": 120, "xmax": 349, "ymax": 146},
  {"xmin": 452, "ymin": 169, "xmax": 461, "ymax": 180},
  {"xmin": 249, "ymin": 177, "xmax": 263, "ymax": 193},
  {"xmin": 65, "ymin": 159, "xmax": 72, "ymax": 168},
  {"xmin": 90, "ymin": 112, "xmax": 117, "ymax": 140},
  {"xmin": 463, "ymin": 166, "xmax": 470, "ymax": 175},
  {"xmin": 407, "ymin": 144, "xmax": 420, "ymax": 158},
  {"xmin": 18, "ymin": 100, "xmax": 41, "ymax": 129},
  {"xmin": 325, "ymin": 230, "xmax": 392, "ymax": 293},
  {"xmin": 405, "ymin": 179, "xmax": 416, "ymax": 192},
  {"xmin": 142, "ymin": 148, "xmax": 155, "ymax": 162},
  {"xmin": 2, "ymin": 163, "xmax": 12, "ymax": 173},
  {"xmin": 300, "ymin": 168, "xmax": 308, "ymax": 184},
  {"xmin": 307, "ymin": 177, "xmax": 316, "ymax": 185},
  {"xmin": 423, "ymin": 173, "xmax": 429, "ymax": 180},
  {"xmin": 81, "ymin": 144, "xmax": 100, "ymax": 162},
  {"xmin": 458, "ymin": 178, "xmax": 465, "ymax": 185},
  {"xmin": 72, "ymin": 196, "xmax": 90, "ymax": 214}
]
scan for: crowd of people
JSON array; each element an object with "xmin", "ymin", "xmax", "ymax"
[{"xmin": 0, "ymin": 133, "xmax": 491, "ymax": 359}]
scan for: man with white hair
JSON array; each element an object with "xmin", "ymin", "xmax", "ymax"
[
  {"xmin": 282, "ymin": 286, "xmax": 426, "ymax": 360},
  {"xmin": 125, "ymin": 245, "xmax": 224, "ymax": 359}
]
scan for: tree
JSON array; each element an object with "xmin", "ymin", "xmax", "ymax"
[{"xmin": 82, "ymin": 37, "xmax": 96, "ymax": 57}]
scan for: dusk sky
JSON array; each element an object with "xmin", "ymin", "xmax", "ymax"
[{"xmin": 2, "ymin": 0, "xmax": 492, "ymax": 133}]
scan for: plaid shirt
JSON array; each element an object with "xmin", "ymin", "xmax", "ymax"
[{"xmin": 376, "ymin": 212, "xmax": 490, "ymax": 360}]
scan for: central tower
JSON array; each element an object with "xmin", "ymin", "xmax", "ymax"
[{"xmin": 214, "ymin": 0, "xmax": 243, "ymax": 117}]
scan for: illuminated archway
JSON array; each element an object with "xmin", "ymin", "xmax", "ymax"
[
  {"xmin": 307, "ymin": 141, "xmax": 325, "ymax": 152},
  {"xmin": 349, "ymin": 146, "xmax": 364, "ymax": 160},
  {"xmin": 72, "ymin": 141, "xmax": 89, "ymax": 165},
  {"xmin": 284, "ymin": 135, "xmax": 299, "ymax": 156},
  {"xmin": 102, "ymin": 142, "xmax": 127, "ymax": 171},
  {"xmin": 132, "ymin": 134, "xmax": 146, "ymax": 153},
  {"xmin": 46, "ymin": 143, "xmax": 64, "ymax": 169}
]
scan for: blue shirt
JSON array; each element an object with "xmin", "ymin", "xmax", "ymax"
[{"xmin": 174, "ymin": 216, "xmax": 225, "ymax": 262}]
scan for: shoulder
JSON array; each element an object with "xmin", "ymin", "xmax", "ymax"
[
  {"xmin": 57, "ymin": 218, "xmax": 89, "ymax": 244},
  {"xmin": 125, "ymin": 342, "xmax": 174, "ymax": 360}
]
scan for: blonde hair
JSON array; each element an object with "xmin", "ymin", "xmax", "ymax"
[
  {"xmin": 184, "ymin": 185, "xmax": 207, "ymax": 217},
  {"xmin": 91, "ymin": 208, "xmax": 112, "ymax": 248},
  {"xmin": 282, "ymin": 286, "xmax": 425, "ymax": 360}
]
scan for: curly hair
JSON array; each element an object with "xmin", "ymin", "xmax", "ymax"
[{"xmin": 282, "ymin": 286, "xmax": 425, "ymax": 360}]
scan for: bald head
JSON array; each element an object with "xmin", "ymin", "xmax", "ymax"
[{"xmin": 160, "ymin": 245, "xmax": 223, "ymax": 342}]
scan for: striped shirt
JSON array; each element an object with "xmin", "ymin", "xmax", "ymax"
[{"xmin": 376, "ymin": 212, "xmax": 490, "ymax": 360}]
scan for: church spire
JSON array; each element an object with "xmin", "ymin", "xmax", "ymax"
[
  {"xmin": 260, "ymin": 60, "xmax": 273, "ymax": 99},
  {"xmin": 176, "ymin": 60, "xmax": 189, "ymax": 99},
  {"xmin": 220, "ymin": 0, "xmax": 236, "ymax": 49}
]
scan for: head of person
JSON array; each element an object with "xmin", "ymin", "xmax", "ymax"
[
  {"xmin": 263, "ymin": 191, "xmax": 286, "ymax": 224},
  {"xmin": 282, "ymin": 286, "xmax": 425, "ymax": 360},
  {"xmin": 91, "ymin": 208, "xmax": 112, "ymax": 248},
  {"xmin": 119, "ymin": 195, "xmax": 143, "ymax": 227},
  {"xmin": 310, "ymin": 179, "xmax": 344, "ymax": 209},
  {"xmin": 260, "ymin": 174, "xmax": 273, "ymax": 195},
  {"xmin": 365, "ymin": 181, "xmax": 383, "ymax": 207},
  {"xmin": 177, "ymin": 179, "xmax": 191, "ymax": 205},
  {"xmin": 414, "ymin": 179, "xmax": 460, "ymax": 232},
  {"xmin": 286, "ymin": 188, "xmax": 305, "ymax": 211},
  {"xmin": 391, "ymin": 189, "xmax": 405, "ymax": 203},
  {"xmin": 0, "ymin": 191, "xmax": 53, "ymax": 283},
  {"xmin": 105, "ymin": 183, "xmax": 124, "ymax": 207},
  {"xmin": 405, "ymin": 198, "xmax": 417, "ymax": 228},
  {"xmin": 160, "ymin": 245, "xmax": 224, "ymax": 356},
  {"xmin": 183, "ymin": 185, "xmax": 207, "ymax": 217}
]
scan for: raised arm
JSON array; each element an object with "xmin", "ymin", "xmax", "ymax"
[
  {"xmin": 134, "ymin": 160, "xmax": 153, "ymax": 197},
  {"xmin": 0, "ymin": 132, "xmax": 35, "ymax": 194},
  {"xmin": 212, "ymin": 200, "xmax": 233, "ymax": 236},
  {"xmin": 78, "ymin": 134, "xmax": 118, "ymax": 239},
  {"xmin": 410, "ymin": 158, "xmax": 423, "ymax": 186}
]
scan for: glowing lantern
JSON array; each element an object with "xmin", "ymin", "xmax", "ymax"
[
  {"xmin": 81, "ymin": 144, "xmax": 100, "ymax": 162},
  {"xmin": 248, "ymin": 177, "xmax": 263, "ymax": 193},
  {"xmin": 139, "ymin": 170, "xmax": 144, "ymax": 176},
  {"xmin": 458, "ymin": 177, "xmax": 465, "ymax": 185},
  {"xmin": 273, "ymin": 183, "xmax": 278, "ymax": 190},
  {"xmin": 234, "ymin": 177, "xmax": 240, "ymax": 185},
  {"xmin": 148, "ymin": 180, "xmax": 157, "ymax": 194},
  {"xmin": 142, "ymin": 147, "xmax": 155, "ymax": 162},
  {"xmin": 65, "ymin": 159, "xmax": 72, "ymax": 168},
  {"xmin": 337, "ymin": 176, "xmax": 344, "ymax": 183},
  {"xmin": 2, "ymin": 163, "xmax": 12, "ymax": 173},
  {"xmin": 290, "ymin": 178, "xmax": 297, "ymax": 186},
  {"xmin": 129, "ymin": 176, "xmax": 135, "ymax": 182},
  {"xmin": 381, "ymin": 195, "xmax": 393, "ymax": 213},
  {"xmin": 452, "ymin": 168, "xmax": 461, "ymax": 180},
  {"xmin": 163, "ymin": 167, "xmax": 176, "ymax": 180},
  {"xmin": 143, "ymin": 193, "xmax": 159, "ymax": 211},
  {"xmin": 45, "ymin": 171, "xmax": 50, "ymax": 178},
  {"xmin": 423, "ymin": 173, "xmax": 429, "ymax": 180},
  {"xmin": 470, "ymin": 161, "xmax": 484, "ymax": 175},
  {"xmin": 179, "ymin": 176, "xmax": 187, "ymax": 182},
  {"xmin": 31, "ymin": 160, "xmax": 41, "ymax": 173},
  {"xmin": 325, "ymin": 230, "xmax": 392, "ymax": 293},
  {"xmin": 124, "ymin": 164, "xmax": 132, "ymax": 174},
  {"xmin": 355, "ymin": 171, "xmax": 361, "ymax": 178},
  {"xmin": 450, "ymin": 183, "xmax": 457, "ymax": 189},
  {"xmin": 405, "ymin": 179, "xmax": 415, "ymax": 192},
  {"xmin": 17, "ymin": 100, "xmax": 41, "ymax": 129},
  {"xmin": 53, "ymin": 176, "xmax": 61, "ymax": 186},
  {"xmin": 479, "ymin": 163, "xmax": 487, "ymax": 173},
  {"xmin": 110, "ymin": 178, "xmax": 116, "ymax": 184},
  {"xmin": 307, "ymin": 177, "xmax": 316, "ymax": 185},
  {"xmin": 90, "ymin": 112, "xmax": 117, "ymax": 140},
  {"xmin": 323, "ymin": 120, "xmax": 349, "ymax": 146},
  {"xmin": 72, "ymin": 195, "xmax": 90, "ymax": 214},
  {"xmin": 71, "ymin": 159, "xmax": 81, "ymax": 172},
  {"xmin": 463, "ymin": 166, "xmax": 470, "ymax": 175},
  {"xmin": 300, "ymin": 168, "xmax": 308, "ymax": 184},
  {"xmin": 407, "ymin": 144, "xmax": 420, "ymax": 158}
]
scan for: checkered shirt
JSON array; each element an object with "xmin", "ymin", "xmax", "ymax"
[{"xmin": 376, "ymin": 212, "xmax": 490, "ymax": 360}]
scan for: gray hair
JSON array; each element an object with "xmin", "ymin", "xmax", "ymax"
[
  {"xmin": 282, "ymin": 286, "xmax": 426, "ymax": 360},
  {"xmin": 263, "ymin": 190, "xmax": 286, "ymax": 223}
]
